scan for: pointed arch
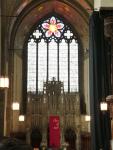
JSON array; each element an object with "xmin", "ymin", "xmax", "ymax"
[{"xmin": 26, "ymin": 14, "xmax": 79, "ymax": 93}]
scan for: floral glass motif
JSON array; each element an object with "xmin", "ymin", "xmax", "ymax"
[{"xmin": 42, "ymin": 16, "xmax": 64, "ymax": 37}]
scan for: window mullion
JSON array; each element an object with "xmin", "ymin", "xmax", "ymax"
[
  {"xmin": 47, "ymin": 42, "xmax": 49, "ymax": 81},
  {"xmin": 57, "ymin": 42, "xmax": 59, "ymax": 81},
  {"xmin": 68, "ymin": 42, "xmax": 70, "ymax": 93},
  {"xmin": 36, "ymin": 42, "xmax": 38, "ymax": 94}
]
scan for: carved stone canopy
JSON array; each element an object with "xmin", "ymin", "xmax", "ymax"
[
  {"xmin": 104, "ymin": 16, "xmax": 113, "ymax": 38},
  {"xmin": 106, "ymin": 95, "xmax": 113, "ymax": 103}
]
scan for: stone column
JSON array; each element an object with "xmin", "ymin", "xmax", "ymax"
[
  {"xmin": 106, "ymin": 96, "xmax": 113, "ymax": 150},
  {"xmin": 0, "ymin": 0, "xmax": 1, "ymax": 72},
  {"xmin": 104, "ymin": 16, "xmax": 113, "ymax": 150},
  {"xmin": 0, "ymin": 0, "xmax": 7, "ymax": 137},
  {"xmin": 104, "ymin": 16, "xmax": 113, "ymax": 89}
]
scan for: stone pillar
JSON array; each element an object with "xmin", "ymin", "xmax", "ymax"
[
  {"xmin": 104, "ymin": 16, "xmax": 113, "ymax": 150},
  {"xmin": 0, "ymin": 1, "xmax": 3, "ymax": 135},
  {"xmin": 104, "ymin": 17, "xmax": 113, "ymax": 89},
  {"xmin": 0, "ymin": 90, "xmax": 5, "ymax": 136},
  {"xmin": 0, "ymin": 5, "xmax": 9, "ymax": 131},
  {"xmin": 104, "ymin": 16, "xmax": 113, "ymax": 103},
  {"xmin": 0, "ymin": 0, "xmax": 1, "ymax": 72},
  {"xmin": 106, "ymin": 96, "xmax": 113, "ymax": 150}
]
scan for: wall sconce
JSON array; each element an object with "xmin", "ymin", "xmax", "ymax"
[
  {"xmin": 100, "ymin": 102, "xmax": 108, "ymax": 111},
  {"xmin": 12, "ymin": 102, "xmax": 20, "ymax": 110},
  {"xmin": 85, "ymin": 115, "xmax": 91, "ymax": 122},
  {"xmin": 0, "ymin": 76, "xmax": 9, "ymax": 88},
  {"xmin": 19, "ymin": 115, "xmax": 25, "ymax": 121}
]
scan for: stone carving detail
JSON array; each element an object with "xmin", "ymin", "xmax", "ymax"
[
  {"xmin": 26, "ymin": 78, "xmax": 81, "ymax": 149},
  {"xmin": 104, "ymin": 16, "xmax": 113, "ymax": 38}
]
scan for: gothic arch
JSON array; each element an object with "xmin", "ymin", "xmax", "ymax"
[
  {"xmin": 9, "ymin": 0, "xmax": 91, "ymax": 51},
  {"xmin": 8, "ymin": 0, "xmax": 90, "ymax": 113},
  {"xmin": 5, "ymin": 0, "xmax": 92, "ymax": 135}
]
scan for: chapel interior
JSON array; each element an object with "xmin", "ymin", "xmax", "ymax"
[{"xmin": 1, "ymin": 0, "xmax": 113, "ymax": 150}]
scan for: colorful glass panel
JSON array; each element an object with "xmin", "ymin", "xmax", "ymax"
[{"xmin": 42, "ymin": 16, "xmax": 64, "ymax": 38}]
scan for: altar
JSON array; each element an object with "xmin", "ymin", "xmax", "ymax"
[{"xmin": 26, "ymin": 79, "xmax": 81, "ymax": 149}]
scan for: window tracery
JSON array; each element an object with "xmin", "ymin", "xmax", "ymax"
[{"xmin": 27, "ymin": 15, "xmax": 78, "ymax": 93}]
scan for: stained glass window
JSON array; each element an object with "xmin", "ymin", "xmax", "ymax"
[
  {"xmin": 27, "ymin": 15, "xmax": 79, "ymax": 93},
  {"xmin": 42, "ymin": 16, "xmax": 64, "ymax": 38}
]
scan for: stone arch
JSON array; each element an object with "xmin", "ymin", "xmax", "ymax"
[
  {"xmin": 6, "ymin": 0, "xmax": 92, "ymax": 136},
  {"xmin": 9, "ymin": 0, "xmax": 90, "ymax": 51},
  {"xmin": 8, "ymin": 0, "xmax": 90, "ymax": 114}
]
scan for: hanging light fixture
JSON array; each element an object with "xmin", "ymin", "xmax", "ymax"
[
  {"xmin": 19, "ymin": 115, "xmax": 25, "ymax": 121},
  {"xmin": 0, "ymin": 76, "xmax": 9, "ymax": 88},
  {"xmin": 12, "ymin": 102, "xmax": 20, "ymax": 110},
  {"xmin": 85, "ymin": 115, "xmax": 91, "ymax": 122},
  {"xmin": 100, "ymin": 101, "xmax": 108, "ymax": 111}
]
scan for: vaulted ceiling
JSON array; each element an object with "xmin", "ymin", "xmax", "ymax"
[{"xmin": 5, "ymin": 0, "xmax": 93, "ymax": 50}]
